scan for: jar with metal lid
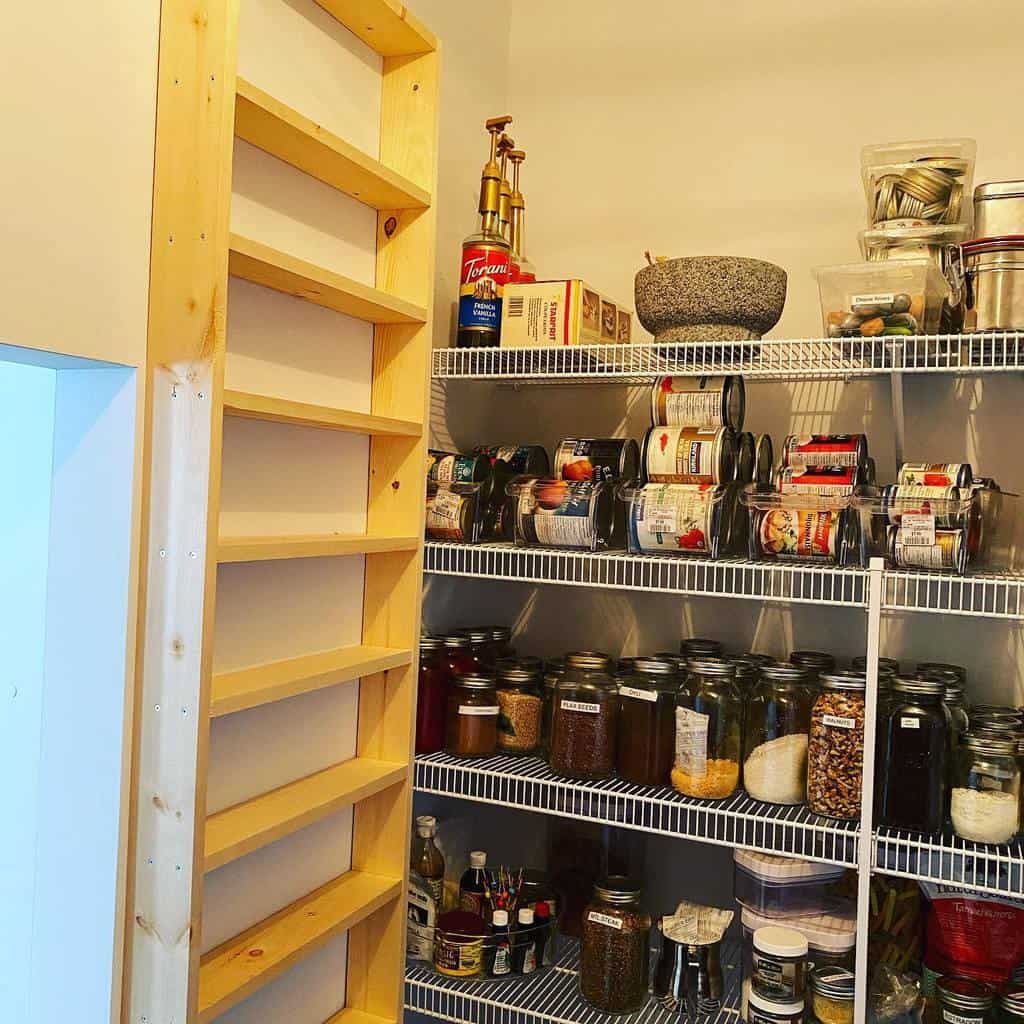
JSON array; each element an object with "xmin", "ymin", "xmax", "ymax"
[
  {"xmin": 455, "ymin": 627, "xmax": 497, "ymax": 671},
  {"xmin": 415, "ymin": 635, "xmax": 448, "ymax": 755},
  {"xmin": 875, "ymin": 677, "xmax": 949, "ymax": 834},
  {"xmin": 579, "ymin": 877, "xmax": 651, "ymax": 1014},
  {"xmin": 952, "ymin": 733, "xmax": 1021, "ymax": 844},
  {"xmin": 918, "ymin": 661, "xmax": 967, "ymax": 686},
  {"xmin": 728, "ymin": 655, "xmax": 760, "ymax": 702},
  {"xmin": 974, "ymin": 180, "xmax": 1024, "ymax": 239},
  {"xmin": 939, "ymin": 679, "xmax": 971, "ymax": 766},
  {"xmin": 999, "ymin": 982, "xmax": 1024, "ymax": 1024},
  {"xmin": 444, "ymin": 674, "xmax": 500, "ymax": 758},
  {"xmin": 550, "ymin": 652, "xmax": 617, "ymax": 780},
  {"xmin": 616, "ymin": 657, "xmax": 677, "ymax": 787},
  {"xmin": 808, "ymin": 675, "xmax": 866, "ymax": 820},
  {"xmin": 810, "ymin": 966, "xmax": 855, "ymax": 1024},
  {"xmin": 937, "ymin": 976, "xmax": 995, "ymax": 1024},
  {"xmin": 681, "ymin": 637, "xmax": 724, "ymax": 660},
  {"xmin": 441, "ymin": 633, "xmax": 478, "ymax": 679},
  {"xmin": 790, "ymin": 650, "xmax": 836, "ymax": 681},
  {"xmin": 539, "ymin": 658, "xmax": 565, "ymax": 758},
  {"xmin": 672, "ymin": 659, "xmax": 743, "ymax": 800},
  {"xmin": 851, "ymin": 655, "xmax": 900, "ymax": 676},
  {"xmin": 487, "ymin": 625, "xmax": 515, "ymax": 662},
  {"xmin": 496, "ymin": 661, "xmax": 542, "ymax": 755},
  {"xmin": 743, "ymin": 663, "xmax": 814, "ymax": 805}
]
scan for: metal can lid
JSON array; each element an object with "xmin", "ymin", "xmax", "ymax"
[
  {"xmin": 938, "ymin": 976, "xmax": 995, "ymax": 1010},
  {"xmin": 975, "ymin": 179, "xmax": 1024, "ymax": 201},
  {"xmin": 593, "ymin": 875, "xmax": 642, "ymax": 903},
  {"xmin": 631, "ymin": 656, "xmax": 679, "ymax": 677},
  {"xmin": 892, "ymin": 676, "xmax": 945, "ymax": 696},
  {"xmin": 687, "ymin": 657, "xmax": 736, "ymax": 678},
  {"xmin": 810, "ymin": 966, "xmax": 856, "ymax": 1001},
  {"xmin": 820, "ymin": 673, "xmax": 867, "ymax": 692},
  {"xmin": 566, "ymin": 650, "xmax": 612, "ymax": 670},
  {"xmin": 454, "ymin": 673, "xmax": 496, "ymax": 690},
  {"xmin": 760, "ymin": 662, "xmax": 813, "ymax": 684},
  {"xmin": 962, "ymin": 731, "xmax": 1018, "ymax": 754}
]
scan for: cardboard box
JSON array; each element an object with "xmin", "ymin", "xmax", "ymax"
[{"xmin": 500, "ymin": 279, "xmax": 633, "ymax": 347}]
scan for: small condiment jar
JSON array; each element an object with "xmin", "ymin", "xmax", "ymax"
[
  {"xmin": 444, "ymin": 674, "xmax": 499, "ymax": 757},
  {"xmin": 747, "ymin": 988, "xmax": 805, "ymax": 1024},
  {"xmin": 937, "ymin": 976, "xmax": 995, "ymax": 1024},
  {"xmin": 752, "ymin": 925, "xmax": 808, "ymax": 1001},
  {"xmin": 810, "ymin": 966, "xmax": 855, "ymax": 1024},
  {"xmin": 434, "ymin": 910, "xmax": 487, "ymax": 977}
]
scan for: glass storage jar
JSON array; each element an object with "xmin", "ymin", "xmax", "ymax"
[
  {"xmin": 810, "ymin": 966, "xmax": 855, "ymax": 1024},
  {"xmin": 488, "ymin": 624, "xmax": 515, "ymax": 662},
  {"xmin": 937, "ymin": 977, "xmax": 994, "ymax": 1024},
  {"xmin": 539, "ymin": 657, "xmax": 565, "ymax": 758},
  {"xmin": 444, "ymin": 674, "xmax": 500, "ymax": 757},
  {"xmin": 415, "ymin": 635, "xmax": 448, "ymax": 755},
  {"xmin": 808, "ymin": 675, "xmax": 866, "ymax": 820},
  {"xmin": 789, "ymin": 650, "xmax": 836, "ymax": 680},
  {"xmin": 951, "ymin": 733, "xmax": 1021, "ymax": 845},
  {"xmin": 442, "ymin": 633, "xmax": 477, "ymax": 679},
  {"xmin": 455, "ymin": 627, "xmax": 496, "ymax": 671},
  {"xmin": 672, "ymin": 659, "xmax": 742, "ymax": 800},
  {"xmin": 579, "ymin": 877, "xmax": 651, "ymax": 1014},
  {"xmin": 875, "ymin": 677, "xmax": 948, "ymax": 834},
  {"xmin": 742, "ymin": 663, "xmax": 814, "ymax": 805},
  {"xmin": 681, "ymin": 637, "xmax": 723, "ymax": 660},
  {"xmin": 616, "ymin": 657, "xmax": 677, "ymax": 787},
  {"xmin": 550, "ymin": 652, "xmax": 617, "ymax": 780},
  {"xmin": 496, "ymin": 660, "xmax": 542, "ymax": 754}
]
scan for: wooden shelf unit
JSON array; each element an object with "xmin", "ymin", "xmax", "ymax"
[{"xmin": 126, "ymin": 1, "xmax": 437, "ymax": 1022}]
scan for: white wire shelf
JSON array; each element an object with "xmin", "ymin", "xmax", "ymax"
[
  {"xmin": 432, "ymin": 333, "xmax": 1024, "ymax": 383},
  {"xmin": 880, "ymin": 569, "xmax": 1024, "ymax": 619},
  {"xmin": 406, "ymin": 937, "xmax": 743, "ymax": 1024},
  {"xmin": 874, "ymin": 827, "xmax": 1024, "ymax": 899},
  {"xmin": 415, "ymin": 752, "xmax": 859, "ymax": 868}
]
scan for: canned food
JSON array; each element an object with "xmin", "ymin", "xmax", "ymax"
[
  {"xmin": 428, "ymin": 449, "xmax": 488, "ymax": 483},
  {"xmin": 753, "ymin": 507, "xmax": 851, "ymax": 564},
  {"xmin": 642, "ymin": 426, "xmax": 736, "ymax": 485},
  {"xmin": 897, "ymin": 462, "xmax": 973, "ymax": 488},
  {"xmin": 473, "ymin": 444, "xmax": 551, "ymax": 477},
  {"xmin": 881, "ymin": 484, "xmax": 971, "ymax": 530},
  {"xmin": 510, "ymin": 478, "xmax": 620, "ymax": 551},
  {"xmin": 776, "ymin": 464, "xmax": 870, "ymax": 496},
  {"xmin": 426, "ymin": 483, "xmax": 481, "ymax": 542},
  {"xmin": 734, "ymin": 432, "xmax": 755, "ymax": 484},
  {"xmin": 625, "ymin": 483, "xmax": 736, "ymax": 557},
  {"xmin": 781, "ymin": 434, "xmax": 868, "ymax": 470},
  {"xmin": 754, "ymin": 434, "xmax": 774, "ymax": 487},
  {"xmin": 554, "ymin": 437, "xmax": 640, "ymax": 482},
  {"xmin": 651, "ymin": 375, "xmax": 745, "ymax": 431},
  {"xmin": 889, "ymin": 526, "xmax": 969, "ymax": 574}
]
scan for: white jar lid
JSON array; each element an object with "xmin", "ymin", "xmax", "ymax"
[
  {"xmin": 734, "ymin": 848, "xmax": 846, "ymax": 881},
  {"xmin": 748, "ymin": 988, "xmax": 805, "ymax": 1016},
  {"xmin": 754, "ymin": 925, "xmax": 809, "ymax": 958}
]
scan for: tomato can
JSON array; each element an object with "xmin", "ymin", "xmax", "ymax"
[
  {"xmin": 428, "ymin": 449, "xmax": 489, "ymax": 484},
  {"xmin": 897, "ymin": 462, "xmax": 974, "ymax": 488},
  {"xmin": 881, "ymin": 484, "xmax": 971, "ymax": 530},
  {"xmin": 651, "ymin": 375, "xmax": 745, "ymax": 431},
  {"xmin": 889, "ymin": 526, "xmax": 969, "ymax": 574},
  {"xmin": 642, "ymin": 425, "xmax": 736, "ymax": 485},
  {"xmin": 781, "ymin": 434, "xmax": 868, "ymax": 470},
  {"xmin": 777, "ymin": 464, "xmax": 870, "ymax": 496},
  {"xmin": 474, "ymin": 443, "xmax": 551, "ymax": 477},
  {"xmin": 511, "ymin": 478, "xmax": 620, "ymax": 551},
  {"xmin": 754, "ymin": 434, "xmax": 774, "ymax": 486},
  {"xmin": 425, "ymin": 483, "xmax": 481, "ymax": 543},
  {"xmin": 554, "ymin": 437, "xmax": 640, "ymax": 483},
  {"xmin": 752, "ymin": 507, "xmax": 851, "ymax": 564},
  {"xmin": 625, "ymin": 483, "xmax": 736, "ymax": 557}
]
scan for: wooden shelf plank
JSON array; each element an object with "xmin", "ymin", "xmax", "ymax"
[
  {"xmin": 324, "ymin": 1009, "xmax": 394, "ymax": 1024},
  {"xmin": 197, "ymin": 870, "xmax": 401, "ymax": 1023},
  {"xmin": 205, "ymin": 758, "xmax": 407, "ymax": 871},
  {"xmin": 210, "ymin": 644, "xmax": 413, "ymax": 717},
  {"xmin": 313, "ymin": 0, "xmax": 436, "ymax": 56},
  {"xmin": 228, "ymin": 233, "xmax": 426, "ymax": 324},
  {"xmin": 217, "ymin": 533, "xmax": 420, "ymax": 563},
  {"xmin": 235, "ymin": 79, "xmax": 429, "ymax": 210},
  {"xmin": 223, "ymin": 389, "xmax": 421, "ymax": 437}
]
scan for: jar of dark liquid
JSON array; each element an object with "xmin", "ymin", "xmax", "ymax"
[
  {"xmin": 875, "ymin": 677, "xmax": 948, "ymax": 834},
  {"xmin": 455, "ymin": 628, "xmax": 495, "ymax": 671},
  {"xmin": 488, "ymin": 625, "xmax": 515, "ymax": 663},
  {"xmin": 415, "ymin": 636, "xmax": 448, "ymax": 755},
  {"xmin": 616, "ymin": 657, "xmax": 677, "ymax": 787},
  {"xmin": 445, "ymin": 674, "xmax": 499, "ymax": 757},
  {"xmin": 441, "ymin": 634, "xmax": 477, "ymax": 679}
]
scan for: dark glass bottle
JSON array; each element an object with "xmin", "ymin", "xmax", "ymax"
[
  {"xmin": 512, "ymin": 907, "xmax": 538, "ymax": 974},
  {"xmin": 458, "ymin": 850, "xmax": 492, "ymax": 916},
  {"xmin": 484, "ymin": 909, "xmax": 512, "ymax": 977}
]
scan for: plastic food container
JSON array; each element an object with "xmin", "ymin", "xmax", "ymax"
[
  {"xmin": 747, "ymin": 988, "xmax": 805, "ymax": 1024},
  {"xmin": 741, "ymin": 906, "xmax": 856, "ymax": 974},
  {"xmin": 620, "ymin": 481, "xmax": 745, "ymax": 558},
  {"xmin": 861, "ymin": 138, "xmax": 976, "ymax": 228},
  {"xmin": 506, "ymin": 477, "xmax": 624, "ymax": 551},
  {"xmin": 752, "ymin": 925, "xmax": 808, "ymax": 1001},
  {"xmin": 733, "ymin": 850, "xmax": 847, "ymax": 919},
  {"xmin": 741, "ymin": 488, "xmax": 858, "ymax": 567},
  {"xmin": 426, "ymin": 482, "xmax": 484, "ymax": 543}
]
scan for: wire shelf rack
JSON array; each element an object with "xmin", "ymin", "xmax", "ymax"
[
  {"xmin": 415, "ymin": 752, "xmax": 859, "ymax": 868},
  {"xmin": 431, "ymin": 333, "xmax": 1024, "ymax": 383},
  {"xmin": 874, "ymin": 827, "xmax": 1024, "ymax": 898},
  {"xmin": 406, "ymin": 938, "xmax": 743, "ymax": 1024},
  {"xmin": 880, "ymin": 569, "xmax": 1024, "ymax": 619}
]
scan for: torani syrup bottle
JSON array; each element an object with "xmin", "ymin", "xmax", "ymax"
[{"xmin": 508, "ymin": 149, "xmax": 536, "ymax": 283}]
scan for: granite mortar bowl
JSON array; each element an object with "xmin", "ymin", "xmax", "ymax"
[{"xmin": 635, "ymin": 256, "xmax": 788, "ymax": 343}]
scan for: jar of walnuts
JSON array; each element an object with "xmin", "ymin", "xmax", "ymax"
[{"xmin": 807, "ymin": 674, "xmax": 866, "ymax": 820}]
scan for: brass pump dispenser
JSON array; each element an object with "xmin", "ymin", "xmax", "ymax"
[
  {"xmin": 508, "ymin": 148, "xmax": 535, "ymax": 283},
  {"xmin": 497, "ymin": 134, "xmax": 515, "ymax": 242}
]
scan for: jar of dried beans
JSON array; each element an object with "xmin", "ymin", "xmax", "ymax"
[
  {"xmin": 807, "ymin": 674, "xmax": 866, "ymax": 820},
  {"xmin": 550, "ymin": 652, "xmax": 617, "ymax": 780},
  {"xmin": 415, "ymin": 635, "xmax": 448, "ymax": 755},
  {"xmin": 444, "ymin": 674, "xmax": 500, "ymax": 757},
  {"xmin": 496, "ymin": 660, "xmax": 543, "ymax": 755},
  {"xmin": 672, "ymin": 659, "xmax": 743, "ymax": 800},
  {"xmin": 580, "ymin": 876, "xmax": 651, "ymax": 1014},
  {"xmin": 616, "ymin": 657, "xmax": 678, "ymax": 787}
]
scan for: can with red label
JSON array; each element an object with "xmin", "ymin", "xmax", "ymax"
[
  {"xmin": 751, "ymin": 507, "xmax": 851, "ymax": 564},
  {"xmin": 897, "ymin": 462, "xmax": 974, "ymax": 488},
  {"xmin": 777, "ymin": 464, "xmax": 871, "ymax": 496},
  {"xmin": 650, "ymin": 375, "xmax": 745, "ymax": 431},
  {"xmin": 642, "ymin": 426, "xmax": 736, "ymax": 485},
  {"xmin": 889, "ymin": 526, "xmax": 968, "ymax": 574},
  {"xmin": 881, "ymin": 484, "xmax": 969, "ymax": 529},
  {"xmin": 457, "ymin": 240, "xmax": 511, "ymax": 348},
  {"xmin": 625, "ymin": 482, "xmax": 737, "ymax": 557},
  {"xmin": 554, "ymin": 437, "xmax": 640, "ymax": 483},
  {"xmin": 781, "ymin": 434, "xmax": 868, "ymax": 469}
]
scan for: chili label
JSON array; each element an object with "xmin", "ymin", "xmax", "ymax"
[{"xmin": 587, "ymin": 911, "xmax": 623, "ymax": 930}]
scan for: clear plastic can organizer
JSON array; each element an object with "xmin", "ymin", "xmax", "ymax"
[
  {"xmin": 506, "ymin": 477, "xmax": 625, "ymax": 552},
  {"xmin": 741, "ymin": 487, "xmax": 858, "ymax": 567}
]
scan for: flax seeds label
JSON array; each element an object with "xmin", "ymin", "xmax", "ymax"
[
  {"xmin": 646, "ymin": 427, "xmax": 720, "ymax": 483},
  {"xmin": 458, "ymin": 244, "xmax": 510, "ymax": 333},
  {"xmin": 587, "ymin": 911, "xmax": 623, "ymax": 930},
  {"xmin": 561, "ymin": 699, "xmax": 601, "ymax": 715},
  {"xmin": 822, "ymin": 713, "xmax": 856, "ymax": 729},
  {"xmin": 758, "ymin": 508, "xmax": 839, "ymax": 561},
  {"xmin": 675, "ymin": 706, "xmax": 709, "ymax": 776},
  {"xmin": 619, "ymin": 685, "xmax": 658, "ymax": 703}
]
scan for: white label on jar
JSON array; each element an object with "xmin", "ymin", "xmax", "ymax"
[
  {"xmin": 942, "ymin": 1012, "xmax": 985, "ymax": 1024},
  {"xmin": 822, "ymin": 713, "xmax": 856, "ymax": 730},
  {"xmin": 900, "ymin": 716, "xmax": 921, "ymax": 729},
  {"xmin": 587, "ymin": 911, "xmax": 623, "ymax": 930},
  {"xmin": 664, "ymin": 390, "xmax": 722, "ymax": 428},
  {"xmin": 675, "ymin": 706, "xmax": 709, "ymax": 776},
  {"xmin": 561, "ymin": 699, "xmax": 601, "ymax": 715},
  {"xmin": 458, "ymin": 705, "xmax": 499, "ymax": 716},
  {"xmin": 900, "ymin": 512, "xmax": 936, "ymax": 546},
  {"xmin": 619, "ymin": 685, "xmax": 658, "ymax": 703},
  {"xmin": 851, "ymin": 291, "xmax": 896, "ymax": 306}
]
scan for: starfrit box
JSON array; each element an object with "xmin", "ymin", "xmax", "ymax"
[{"xmin": 500, "ymin": 279, "xmax": 633, "ymax": 347}]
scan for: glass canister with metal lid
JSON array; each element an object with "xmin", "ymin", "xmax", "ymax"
[
  {"xmin": 951, "ymin": 733, "xmax": 1021, "ymax": 845},
  {"xmin": 496, "ymin": 660, "xmax": 543, "ymax": 755},
  {"xmin": 550, "ymin": 652, "xmax": 618, "ymax": 780},
  {"xmin": 807, "ymin": 674, "xmax": 866, "ymax": 820},
  {"xmin": 539, "ymin": 657, "xmax": 565, "ymax": 758},
  {"xmin": 673, "ymin": 658, "xmax": 743, "ymax": 800},
  {"xmin": 444, "ymin": 674, "xmax": 500, "ymax": 758},
  {"xmin": 617, "ymin": 657, "xmax": 678, "ymax": 787},
  {"xmin": 441, "ymin": 633, "xmax": 477, "ymax": 678},
  {"xmin": 455, "ymin": 627, "xmax": 498, "ymax": 671},
  {"xmin": 810, "ymin": 966, "xmax": 856, "ymax": 1024},
  {"xmin": 937, "ymin": 976, "xmax": 995, "ymax": 1024}
]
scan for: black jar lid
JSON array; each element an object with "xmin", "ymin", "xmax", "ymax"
[
  {"xmin": 938, "ymin": 976, "xmax": 995, "ymax": 1011},
  {"xmin": 820, "ymin": 673, "xmax": 867, "ymax": 692},
  {"xmin": 442, "ymin": 634, "xmax": 471, "ymax": 650},
  {"xmin": 454, "ymin": 673, "xmax": 496, "ymax": 690},
  {"xmin": 760, "ymin": 662, "xmax": 812, "ymax": 684},
  {"xmin": 593, "ymin": 875, "xmax": 642, "ymax": 903},
  {"xmin": 893, "ymin": 676, "xmax": 945, "ymax": 697},
  {"xmin": 680, "ymin": 637, "xmax": 723, "ymax": 657},
  {"xmin": 496, "ymin": 660, "xmax": 540, "ymax": 686},
  {"xmin": 790, "ymin": 650, "xmax": 837, "ymax": 671},
  {"xmin": 420, "ymin": 635, "xmax": 443, "ymax": 653}
]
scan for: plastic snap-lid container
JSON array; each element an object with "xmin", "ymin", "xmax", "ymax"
[
  {"xmin": 734, "ymin": 849, "xmax": 846, "ymax": 919},
  {"xmin": 752, "ymin": 926, "xmax": 808, "ymax": 1002},
  {"xmin": 741, "ymin": 904, "xmax": 856, "ymax": 975},
  {"xmin": 747, "ymin": 988, "xmax": 805, "ymax": 1024}
]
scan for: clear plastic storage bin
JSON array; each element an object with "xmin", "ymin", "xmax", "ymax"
[
  {"xmin": 733, "ymin": 850, "xmax": 847, "ymax": 919},
  {"xmin": 741, "ymin": 906, "xmax": 856, "ymax": 975},
  {"xmin": 506, "ymin": 477, "xmax": 625, "ymax": 552},
  {"xmin": 742, "ymin": 488, "xmax": 857, "ymax": 567}
]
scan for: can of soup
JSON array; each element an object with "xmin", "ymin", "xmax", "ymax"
[
  {"xmin": 553, "ymin": 437, "xmax": 640, "ymax": 483},
  {"xmin": 776, "ymin": 464, "xmax": 870, "ymax": 496},
  {"xmin": 889, "ymin": 526, "xmax": 969, "ymax": 574},
  {"xmin": 752, "ymin": 506, "xmax": 851, "ymax": 564},
  {"xmin": 512, "ymin": 478, "xmax": 618, "ymax": 551},
  {"xmin": 473, "ymin": 443, "xmax": 551, "ymax": 477},
  {"xmin": 897, "ymin": 462, "xmax": 974, "ymax": 488},
  {"xmin": 626, "ymin": 483, "xmax": 735, "ymax": 557},
  {"xmin": 642, "ymin": 425, "xmax": 736, "ymax": 485},
  {"xmin": 881, "ymin": 484, "xmax": 969, "ymax": 530},
  {"xmin": 781, "ymin": 434, "xmax": 868, "ymax": 470},
  {"xmin": 425, "ymin": 483, "xmax": 481, "ymax": 542},
  {"xmin": 651, "ymin": 375, "xmax": 745, "ymax": 431},
  {"xmin": 428, "ymin": 449, "xmax": 489, "ymax": 484}
]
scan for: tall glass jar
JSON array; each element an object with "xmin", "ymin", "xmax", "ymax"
[
  {"xmin": 415, "ymin": 635, "xmax": 448, "ymax": 755},
  {"xmin": 496, "ymin": 660, "xmax": 542, "ymax": 755},
  {"xmin": 580, "ymin": 877, "xmax": 651, "ymax": 1014},
  {"xmin": 951, "ymin": 733, "xmax": 1021, "ymax": 845},
  {"xmin": 742, "ymin": 663, "xmax": 814, "ymax": 805},
  {"xmin": 455, "ymin": 628, "xmax": 495, "ymax": 671},
  {"xmin": 808, "ymin": 674, "xmax": 866, "ymax": 821},
  {"xmin": 875, "ymin": 677, "xmax": 948, "ymax": 834},
  {"xmin": 488, "ymin": 625, "xmax": 516, "ymax": 663},
  {"xmin": 444, "ymin": 674, "xmax": 499, "ymax": 758},
  {"xmin": 672, "ymin": 659, "xmax": 742, "ymax": 800},
  {"xmin": 442, "ymin": 634, "xmax": 477, "ymax": 679},
  {"xmin": 539, "ymin": 657, "xmax": 565, "ymax": 758},
  {"xmin": 550, "ymin": 652, "xmax": 617, "ymax": 780},
  {"xmin": 616, "ymin": 657, "xmax": 677, "ymax": 787},
  {"xmin": 790, "ymin": 650, "xmax": 836, "ymax": 681}
]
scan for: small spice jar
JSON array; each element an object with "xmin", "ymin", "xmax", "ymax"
[
  {"xmin": 579, "ymin": 876, "xmax": 651, "ymax": 1014},
  {"xmin": 550, "ymin": 652, "xmax": 617, "ymax": 780},
  {"xmin": 752, "ymin": 925, "xmax": 808, "ymax": 1001},
  {"xmin": 810, "ymin": 966, "xmax": 855, "ymax": 1024},
  {"xmin": 444, "ymin": 674, "xmax": 500, "ymax": 757},
  {"xmin": 998, "ymin": 983, "xmax": 1024, "ymax": 1024},
  {"xmin": 808, "ymin": 674, "xmax": 866, "ymax": 820},
  {"xmin": 951, "ymin": 733, "xmax": 1021, "ymax": 845},
  {"xmin": 415, "ymin": 635, "xmax": 448, "ymax": 755},
  {"xmin": 496, "ymin": 660, "xmax": 543, "ymax": 754},
  {"xmin": 616, "ymin": 657, "xmax": 677, "ymax": 787},
  {"xmin": 539, "ymin": 657, "xmax": 565, "ymax": 758},
  {"xmin": 434, "ymin": 910, "xmax": 487, "ymax": 977},
  {"xmin": 937, "ymin": 976, "xmax": 995, "ymax": 1024},
  {"xmin": 672, "ymin": 659, "xmax": 743, "ymax": 800},
  {"xmin": 747, "ymin": 989, "xmax": 805, "ymax": 1024}
]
